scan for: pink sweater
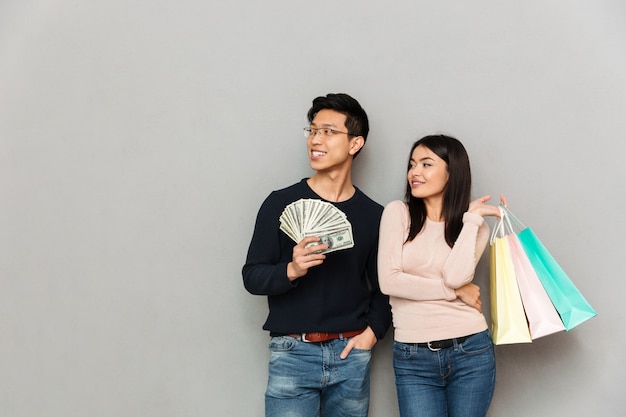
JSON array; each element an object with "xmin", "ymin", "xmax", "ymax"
[{"xmin": 378, "ymin": 200, "xmax": 490, "ymax": 343}]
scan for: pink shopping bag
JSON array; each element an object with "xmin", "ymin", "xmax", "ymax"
[{"xmin": 507, "ymin": 234, "xmax": 565, "ymax": 339}]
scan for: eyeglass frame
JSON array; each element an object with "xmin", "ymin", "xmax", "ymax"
[{"xmin": 303, "ymin": 127, "xmax": 361, "ymax": 138}]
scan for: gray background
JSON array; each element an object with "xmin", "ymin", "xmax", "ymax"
[{"xmin": 1, "ymin": 0, "xmax": 624, "ymax": 416}]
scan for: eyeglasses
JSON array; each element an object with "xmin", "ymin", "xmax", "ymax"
[{"xmin": 303, "ymin": 127, "xmax": 358, "ymax": 138}]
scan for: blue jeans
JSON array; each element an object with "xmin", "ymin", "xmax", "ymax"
[
  {"xmin": 392, "ymin": 330, "xmax": 495, "ymax": 417},
  {"xmin": 265, "ymin": 335, "xmax": 372, "ymax": 417}
]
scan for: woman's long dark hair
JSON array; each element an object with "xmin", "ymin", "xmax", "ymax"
[{"xmin": 404, "ymin": 135, "xmax": 472, "ymax": 248}]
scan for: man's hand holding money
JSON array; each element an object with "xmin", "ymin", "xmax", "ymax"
[
  {"xmin": 286, "ymin": 236, "xmax": 328, "ymax": 281},
  {"xmin": 281, "ymin": 199, "xmax": 355, "ymax": 280}
]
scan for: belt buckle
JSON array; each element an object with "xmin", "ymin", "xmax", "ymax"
[
  {"xmin": 427, "ymin": 341, "xmax": 441, "ymax": 352},
  {"xmin": 301, "ymin": 333, "xmax": 311, "ymax": 343}
]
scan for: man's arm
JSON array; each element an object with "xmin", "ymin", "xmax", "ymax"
[
  {"xmin": 242, "ymin": 194, "xmax": 295, "ymax": 296},
  {"xmin": 364, "ymin": 243, "xmax": 392, "ymax": 340}
]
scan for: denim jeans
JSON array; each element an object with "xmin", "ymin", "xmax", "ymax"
[
  {"xmin": 265, "ymin": 335, "xmax": 371, "ymax": 417},
  {"xmin": 392, "ymin": 330, "xmax": 495, "ymax": 417}
]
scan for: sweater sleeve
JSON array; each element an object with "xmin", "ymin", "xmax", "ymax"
[
  {"xmin": 377, "ymin": 201, "xmax": 457, "ymax": 301},
  {"xmin": 242, "ymin": 193, "xmax": 296, "ymax": 296},
  {"xmin": 441, "ymin": 212, "xmax": 490, "ymax": 289}
]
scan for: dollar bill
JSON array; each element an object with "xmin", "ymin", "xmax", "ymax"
[{"xmin": 305, "ymin": 227, "xmax": 354, "ymax": 254}]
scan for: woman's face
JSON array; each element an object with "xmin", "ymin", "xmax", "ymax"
[{"xmin": 407, "ymin": 144, "xmax": 449, "ymax": 201}]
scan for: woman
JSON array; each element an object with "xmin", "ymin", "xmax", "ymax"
[{"xmin": 378, "ymin": 134, "xmax": 504, "ymax": 417}]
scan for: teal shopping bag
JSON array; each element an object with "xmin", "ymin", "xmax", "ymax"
[
  {"xmin": 502, "ymin": 206, "xmax": 597, "ymax": 331},
  {"xmin": 517, "ymin": 228, "xmax": 596, "ymax": 330}
]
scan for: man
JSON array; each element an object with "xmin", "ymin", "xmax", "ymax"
[{"xmin": 243, "ymin": 93, "xmax": 391, "ymax": 417}]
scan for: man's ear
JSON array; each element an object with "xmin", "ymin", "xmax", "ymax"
[{"xmin": 349, "ymin": 136, "xmax": 365, "ymax": 156}]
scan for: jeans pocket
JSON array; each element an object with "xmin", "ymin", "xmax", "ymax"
[
  {"xmin": 459, "ymin": 330, "xmax": 493, "ymax": 355},
  {"xmin": 392, "ymin": 341, "xmax": 412, "ymax": 360},
  {"xmin": 339, "ymin": 337, "xmax": 372, "ymax": 354},
  {"xmin": 268, "ymin": 336, "xmax": 297, "ymax": 352}
]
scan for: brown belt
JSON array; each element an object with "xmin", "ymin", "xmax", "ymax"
[{"xmin": 288, "ymin": 329, "xmax": 365, "ymax": 343}]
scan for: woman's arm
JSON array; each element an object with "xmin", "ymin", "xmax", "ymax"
[
  {"xmin": 442, "ymin": 194, "xmax": 505, "ymax": 289},
  {"xmin": 377, "ymin": 201, "xmax": 457, "ymax": 301}
]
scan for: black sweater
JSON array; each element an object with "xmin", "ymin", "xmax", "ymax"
[{"xmin": 242, "ymin": 179, "xmax": 391, "ymax": 340}]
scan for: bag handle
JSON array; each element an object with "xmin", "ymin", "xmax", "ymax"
[
  {"xmin": 499, "ymin": 204, "xmax": 528, "ymax": 234},
  {"xmin": 490, "ymin": 205, "xmax": 506, "ymax": 243}
]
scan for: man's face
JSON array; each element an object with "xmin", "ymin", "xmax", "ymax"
[{"xmin": 306, "ymin": 109, "xmax": 362, "ymax": 173}]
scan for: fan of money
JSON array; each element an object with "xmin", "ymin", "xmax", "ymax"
[{"xmin": 279, "ymin": 198, "xmax": 354, "ymax": 254}]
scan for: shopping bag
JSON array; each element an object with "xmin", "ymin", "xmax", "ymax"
[
  {"xmin": 506, "ymin": 233, "xmax": 565, "ymax": 339},
  {"xmin": 503, "ymin": 206, "xmax": 597, "ymax": 331},
  {"xmin": 489, "ymin": 214, "xmax": 532, "ymax": 345}
]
